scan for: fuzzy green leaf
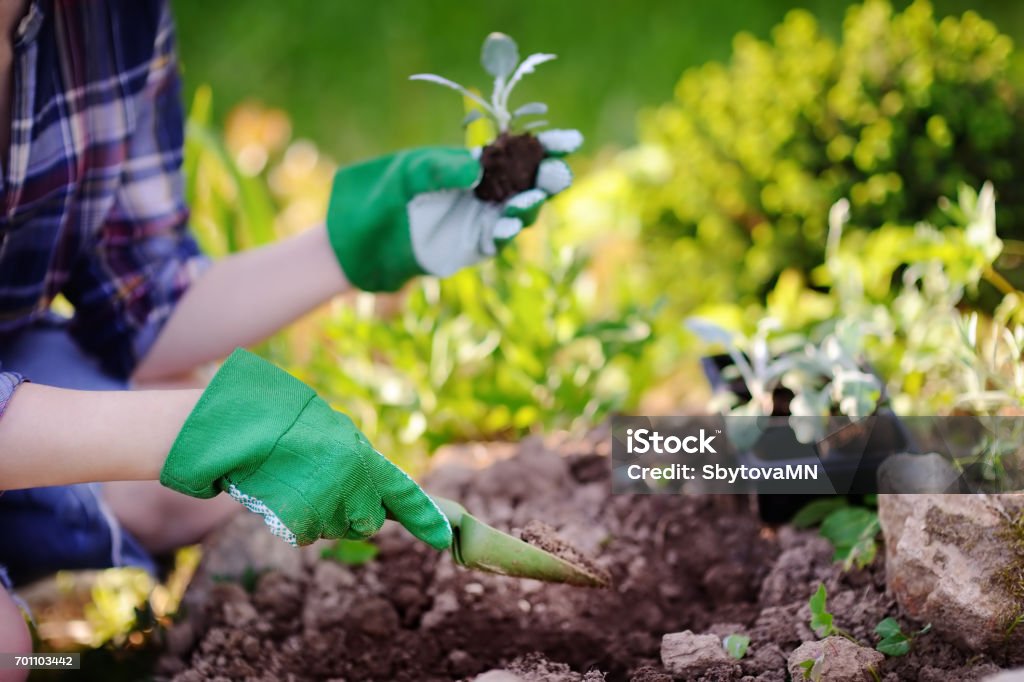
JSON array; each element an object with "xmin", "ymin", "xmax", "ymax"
[
  {"xmin": 462, "ymin": 110, "xmax": 485, "ymax": 128},
  {"xmin": 819, "ymin": 507, "xmax": 880, "ymax": 569},
  {"xmin": 792, "ymin": 498, "xmax": 849, "ymax": 529},
  {"xmin": 809, "ymin": 584, "xmax": 834, "ymax": 637},
  {"xmin": 513, "ymin": 102, "xmax": 548, "ymax": 118},
  {"xmin": 876, "ymin": 633, "xmax": 911, "ymax": 657},
  {"xmin": 874, "ymin": 617, "xmax": 902, "ymax": 639},
  {"xmin": 481, "ymin": 33, "xmax": 519, "ymax": 80},
  {"xmin": 723, "ymin": 634, "xmax": 751, "ymax": 659},
  {"xmin": 874, "ymin": 618, "xmax": 928, "ymax": 657}
]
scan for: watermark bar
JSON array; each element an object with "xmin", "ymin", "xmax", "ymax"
[
  {"xmin": 0, "ymin": 653, "xmax": 81, "ymax": 670},
  {"xmin": 611, "ymin": 415, "xmax": 1024, "ymax": 495}
]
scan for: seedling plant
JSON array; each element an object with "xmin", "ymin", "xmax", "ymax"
[{"xmin": 411, "ymin": 33, "xmax": 557, "ymax": 202}]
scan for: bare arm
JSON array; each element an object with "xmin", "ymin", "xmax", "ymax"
[
  {"xmin": 133, "ymin": 225, "xmax": 350, "ymax": 382},
  {"xmin": 0, "ymin": 383, "xmax": 200, "ymax": 489}
]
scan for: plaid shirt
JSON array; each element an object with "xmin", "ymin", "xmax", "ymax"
[{"xmin": 0, "ymin": 0, "xmax": 205, "ymax": 411}]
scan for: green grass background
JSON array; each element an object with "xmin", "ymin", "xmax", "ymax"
[{"xmin": 171, "ymin": 1, "xmax": 1024, "ymax": 163}]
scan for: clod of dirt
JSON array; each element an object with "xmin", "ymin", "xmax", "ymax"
[
  {"xmin": 475, "ymin": 132, "xmax": 545, "ymax": 202},
  {"xmin": 787, "ymin": 637, "xmax": 884, "ymax": 682},
  {"xmin": 660, "ymin": 631, "xmax": 736, "ymax": 678},
  {"xmin": 520, "ymin": 520, "xmax": 612, "ymax": 588},
  {"xmin": 502, "ymin": 652, "xmax": 606, "ymax": 681}
]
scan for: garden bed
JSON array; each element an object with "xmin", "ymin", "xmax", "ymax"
[{"xmin": 161, "ymin": 424, "xmax": 1010, "ymax": 681}]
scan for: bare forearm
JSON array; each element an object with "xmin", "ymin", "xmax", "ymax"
[
  {"xmin": 134, "ymin": 225, "xmax": 349, "ymax": 381},
  {"xmin": 0, "ymin": 384, "xmax": 201, "ymax": 489}
]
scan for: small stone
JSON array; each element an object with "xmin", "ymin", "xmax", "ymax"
[
  {"xmin": 465, "ymin": 582, "xmax": 485, "ymax": 595},
  {"xmin": 660, "ymin": 630, "xmax": 734, "ymax": 677},
  {"xmin": 787, "ymin": 637, "xmax": 884, "ymax": 682}
]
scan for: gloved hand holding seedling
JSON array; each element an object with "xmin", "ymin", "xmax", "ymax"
[{"xmin": 325, "ymin": 33, "xmax": 581, "ymax": 292}]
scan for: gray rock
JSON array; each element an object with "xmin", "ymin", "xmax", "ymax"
[
  {"xmin": 787, "ymin": 637, "xmax": 884, "ymax": 682},
  {"xmin": 660, "ymin": 630, "xmax": 734, "ymax": 677},
  {"xmin": 878, "ymin": 494, "xmax": 1024, "ymax": 658},
  {"xmin": 876, "ymin": 453, "xmax": 962, "ymax": 493}
]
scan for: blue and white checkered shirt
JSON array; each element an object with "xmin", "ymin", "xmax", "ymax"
[{"xmin": 0, "ymin": 0, "xmax": 206, "ymax": 414}]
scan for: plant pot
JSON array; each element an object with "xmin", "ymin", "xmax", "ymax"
[
  {"xmin": 699, "ymin": 355, "xmax": 915, "ymax": 522},
  {"xmin": 741, "ymin": 410, "xmax": 915, "ymax": 522}
]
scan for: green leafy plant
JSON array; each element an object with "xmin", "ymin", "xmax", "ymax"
[
  {"xmin": 809, "ymin": 583, "xmax": 859, "ymax": 642},
  {"xmin": 410, "ymin": 33, "xmax": 553, "ymax": 133},
  {"xmin": 820, "ymin": 507, "xmax": 881, "ymax": 570},
  {"xmin": 874, "ymin": 617, "xmax": 931, "ymax": 656},
  {"xmin": 797, "ymin": 656, "xmax": 823, "ymax": 681},
  {"xmin": 809, "ymin": 584, "xmax": 836, "ymax": 638},
  {"xmin": 687, "ymin": 316, "xmax": 884, "ymax": 446},
  {"xmin": 300, "ymin": 242, "xmax": 655, "ymax": 468},
  {"xmin": 794, "ymin": 499, "xmax": 881, "ymax": 570},
  {"xmin": 722, "ymin": 633, "xmax": 751, "ymax": 659},
  {"xmin": 953, "ymin": 296, "xmax": 1024, "ymax": 415}
]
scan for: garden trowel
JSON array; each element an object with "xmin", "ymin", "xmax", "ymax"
[{"xmin": 431, "ymin": 496, "xmax": 609, "ymax": 588}]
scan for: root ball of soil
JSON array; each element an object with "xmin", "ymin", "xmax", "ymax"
[{"xmin": 475, "ymin": 132, "xmax": 545, "ymax": 203}]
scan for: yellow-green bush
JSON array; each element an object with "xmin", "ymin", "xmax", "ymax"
[{"xmin": 628, "ymin": 0, "xmax": 1022, "ymax": 311}]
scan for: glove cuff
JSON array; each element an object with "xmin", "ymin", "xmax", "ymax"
[
  {"xmin": 325, "ymin": 157, "xmax": 423, "ymax": 293},
  {"xmin": 159, "ymin": 348, "xmax": 316, "ymax": 498}
]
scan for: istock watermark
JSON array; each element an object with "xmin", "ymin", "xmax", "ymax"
[
  {"xmin": 610, "ymin": 415, "xmax": 1024, "ymax": 495},
  {"xmin": 624, "ymin": 427, "xmax": 718, "ymax": 455}
]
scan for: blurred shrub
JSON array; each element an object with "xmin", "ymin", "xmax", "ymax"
[
  {"xmin": 618, "ymin": 0, "xmax": 1023, "ymax": 313},
  {"xmin": 296, "ymin": 241, "xmax": 654, "ymax": 467}
]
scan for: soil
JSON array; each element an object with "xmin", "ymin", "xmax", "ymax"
[
  {"xmin": 520, "ymin": 520, "xmax": 613, "ymax": 588},
  {"xmin": 162, "ymin": 427, "xmax": 1010, "ymax": 681},
  {"xmin": 475, "ymin": 132, "xmax": 545, "ymax": 202}
]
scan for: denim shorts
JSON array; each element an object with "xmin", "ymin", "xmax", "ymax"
[{"xmin": 0, "ymin": 319, "xmax": 157, "ymax": 587}]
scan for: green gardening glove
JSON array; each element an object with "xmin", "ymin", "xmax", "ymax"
[
  {"xmin": 326, "ymin": 129, "xmax": 582, "ymax": 292},
  {"xmin": 159, "ymin": 349, "xmax": 451, "ymax": 550}
]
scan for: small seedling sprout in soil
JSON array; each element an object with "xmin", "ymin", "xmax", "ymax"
[
  {"xmin": 875, "ymin": 617, "xmax": 931, "ymax": 657},
  {"xmin": 411, "ymin": 33, "xmax": 555, "ymax": 202},
  {"xmin": 722, "ymin": 633, "xmax": 751, "ymax": 659},
  {"xmin": 809, "ymin": 584, "xmax": 855, "ymax": 642},
  {"xmin": 808, "ymin": 583, "xmax": 930, "ymax": 663},
  {"xmin": 797, "ymin": 655, "xmax": 824, "ymax": 681}
]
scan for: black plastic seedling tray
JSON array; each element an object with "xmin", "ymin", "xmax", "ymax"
[{"xmin": 701, "ymin": 355, "xmax": 916, "ymax": 523}]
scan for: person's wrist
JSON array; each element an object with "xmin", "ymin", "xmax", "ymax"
[{"xmin": 144, "ymin": 388, "xmax": 203, "ymax": 481}]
